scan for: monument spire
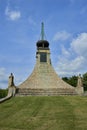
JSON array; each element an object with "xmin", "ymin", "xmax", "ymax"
[
  {"xmin": 16, "ymin": 23, "xmax": 79, "ymax": 96},
  {"xmin": 41, "ymin": 22, "xmax": 44, "ymax": 40}
]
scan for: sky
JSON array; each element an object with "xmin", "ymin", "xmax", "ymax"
[{"xmin": 0, "ymin": 0, "xmax": 87, "ymax": 89}]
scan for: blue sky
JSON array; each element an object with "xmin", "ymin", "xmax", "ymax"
[{"xmin": 0, "ymin": 0, "xmax": 87, "ymax": 89}]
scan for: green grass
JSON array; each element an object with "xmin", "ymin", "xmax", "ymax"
[{"xmin": 0, "ymin": 96, "xmax": 87, "ymax": 130}]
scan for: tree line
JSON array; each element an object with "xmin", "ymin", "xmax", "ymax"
[
  {"xmin": 0, "ymin": 89, "xmax": 8, "ymax": 98},
  {"xmin": 62, "ymin": 72, "xmax": 87, "ymax": 91}
]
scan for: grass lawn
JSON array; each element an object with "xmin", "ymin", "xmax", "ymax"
[{"xmin": 0, "ymin": 96, "xmax": 87, "ymax": 130}]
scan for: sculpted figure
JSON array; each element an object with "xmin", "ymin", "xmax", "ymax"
[
  {"xmin": 8, "ymin": 73, "xmax": 14, "ymax": 87},
  {"xmin": 77, "ymin": 74, "xmax": 83, "ymax": 88}
]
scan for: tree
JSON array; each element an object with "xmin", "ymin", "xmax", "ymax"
[
  {"xmin": 0, "ymin": 89, "xmax": 8, "ymax": 98},
  {"xmin": 83, "ymin": 73, "xmax": 87, "ymax": 91},
  {"xmin": 62, "ymin": 75, "xmax": 78, "ymax": 87}
]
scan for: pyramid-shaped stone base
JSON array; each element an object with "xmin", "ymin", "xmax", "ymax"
[{"xmin": 16, "ymin": 63, "xmax": 77, "ymax": 96}]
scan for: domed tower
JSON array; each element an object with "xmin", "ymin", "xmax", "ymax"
[
  {"xmin": 36, "ymin": 23, "xmax": 51, "ymax": 65},
  {"xmin": 16, "ymin": 23, "xmax": 77, "ymax": 95}
]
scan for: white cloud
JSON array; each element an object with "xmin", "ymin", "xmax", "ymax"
[
  {"xmin": 5, "ymin": 6, "xmax": 21, "ymax": 21},
  {"xmin": 0, "ymin": 68, "xmax": 8, "ymax": 89},
  {"xmin": 0, "ymin": 68, "xmax": 6, "ymax": 77},
  {"xmin": 71, "ymin": 33, "xmax": 87, "ymax": 56},
  {"xmin": 53, "ymin": 31, "xmax": 71, "ymax": 41},
  {"xmin": 57, "ymin": 56, "xmax": 85, "ymax": 75},
  {"xmin": 61, "ymin": 46, "xmax": 70, "ymax": 58},
  {"xmin": 56, "ymin": 32, "xmax": 87, "ymax": 77}
]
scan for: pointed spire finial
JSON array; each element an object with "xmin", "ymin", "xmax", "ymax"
[{"xmin": 41, "ymin": 22, "xmax": 44, "ymax": 40}]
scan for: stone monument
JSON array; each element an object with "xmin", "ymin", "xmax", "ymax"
[{"xmin": 15, "ymin": 23, "xmax": 78, "ymax": 96}]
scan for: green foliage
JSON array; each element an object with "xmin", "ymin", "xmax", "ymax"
[
  {"xmin": 0, "ymin": 96, "xmax": 87, "ymax": 130},
  {"xmin": 83, "ymin": 72, "xmax": 87, "ymax": 91},
  {"xmin": 62, "ymin": 75, "xmax": 78, "ymax": 87},
  {"xmin": 62, "ymin": 72, "xmax": 87, "ymax": 91},
  {"xmin": 0, "ymin": 89, "xmax": 8, "ymax": 98}
]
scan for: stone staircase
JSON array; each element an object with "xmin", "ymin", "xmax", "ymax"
[{"xmin": 16, "ymin": 88, "xmax": 77, "ymax": 96}]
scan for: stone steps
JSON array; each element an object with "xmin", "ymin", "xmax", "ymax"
[{"xmin": 16, "ymin": 88, "xmax": 77, "ymax": 96}]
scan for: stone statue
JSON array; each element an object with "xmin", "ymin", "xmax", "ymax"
[
  {"xmin": 8, "ymin": 73, "xmax": 14, "ymax": 87},
  {"xmin": 77, "ymin": 74, "xmax": 83, "ymax": 88},
  {"xmin": 8, "ymin": 73, "xmax": 16, "ymax": 96},
  {"xmin": 75, "ymin": 74, "xmax": 84, "ymax": 95}
]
